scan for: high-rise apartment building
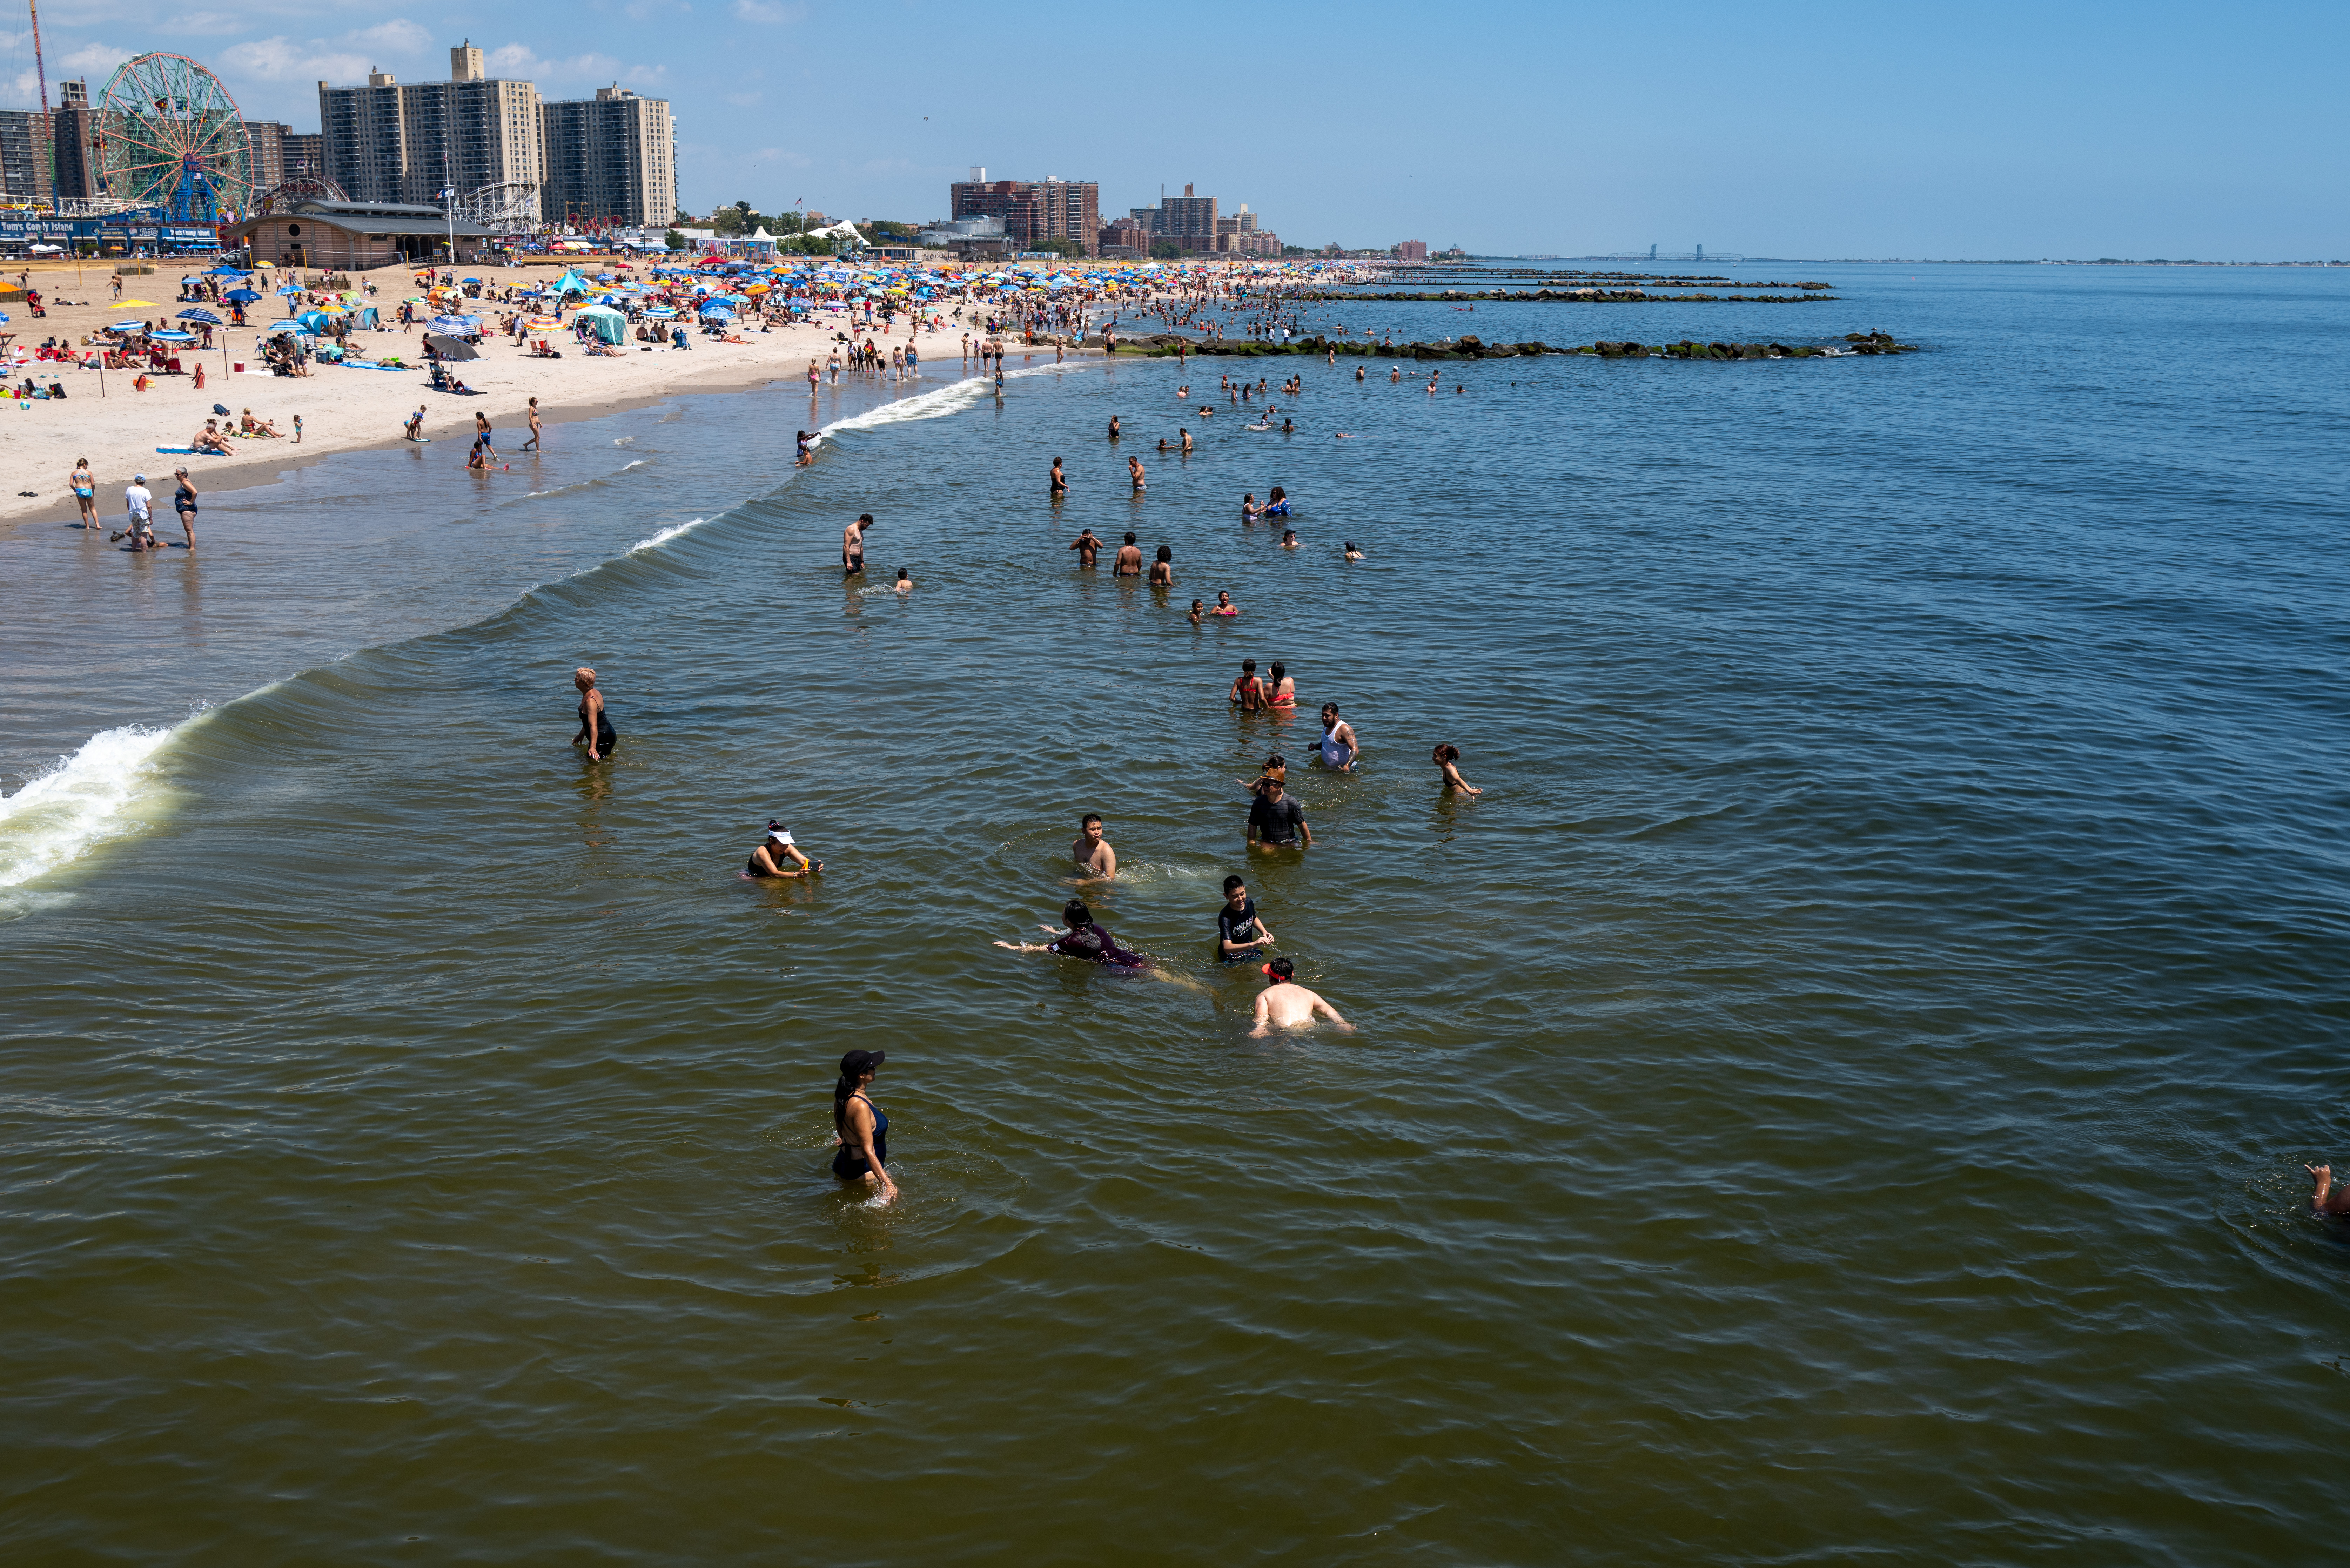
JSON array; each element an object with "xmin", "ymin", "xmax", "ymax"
[
  {"xmin": 1396, "ymin": 239, "xmax": 1429, "ymax": 261},
  {"xmin": 282, "ymin": 133, "xmax": 325, "ymax": 180},
  {"xmin": 540, "ymin": 85, "xmax": 676, "ymax": 229},
  {"xmin": 50, "ymin": 79, "xmax": 99, "ymax": 199},
  {"xmin": 0, "ymin": 109, "xmax": 53, "ymax": 201},
  {"xmin": 243, "ymin": 121, "xmax": 290, "ymax": 192},
  {"xmin": 950, "ymin": 173, "xmax": 1100, "ymax": 256},
  {"xmin": 1153, "ymin": 184, "xmax": 1217, "ymax": 248},
  {"xmin": 318, "ymin": 42, "xmax": 543, "ymax": 208}
]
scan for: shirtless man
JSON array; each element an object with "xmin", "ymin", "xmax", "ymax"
[
  {"xmin": 1128, "ymin": 454, "xmax": 1145, "ymax": 492},
  {"xmin": 2308, "ymin": 1164, "xmax": 2350, "ymax": 1217},
  {"xmin": 1249, "ymin": 957, "xmax": 1351, "ymax": 1037},
  {"xmin": 844, "ymin": 512, "xmax": 873, "ymax": 576},
  {"xmin": 1069, "ymin": 526, "xmax": 1103, "ymax": 567},
  {"xmin": 1113, "ymin": 532, "xmax": 1143, "ymax": 576},
  {"xmin": 1072, "ymin": 812, "xmax": 1117, "ymax": 878}
]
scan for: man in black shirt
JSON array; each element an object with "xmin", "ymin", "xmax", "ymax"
[
  {"xmin": 1246, "ymin": 777, "xmax": 1311, "ymax": 850},
  {"xmin": 1217, "ymin": 874, "xmax": 1277, "ymax": 963}
]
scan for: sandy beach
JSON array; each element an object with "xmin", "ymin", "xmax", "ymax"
[{"xmin": 0, "ymin": 258, "xmax": 1094, "ymax": 535}]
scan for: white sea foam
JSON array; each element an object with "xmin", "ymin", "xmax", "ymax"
[
  {"xmin": 811, "ymin": 362, "xmax": 1089, "ymax": 448},
  {"xmin": 0, "ymin": 724, "xmax": 175, "ymax": 896},
  {"xmin": 628, "ymin": 518, "xmax": 706, "ymax": 554},
  {"xmin": 621, "ymin": 459, "xmax": 649, "ymax": 471}
]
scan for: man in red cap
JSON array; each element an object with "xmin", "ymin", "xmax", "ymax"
[{"xmin": 1249, "ymin": 957, "xmax": 1351, "ymax": 1038}]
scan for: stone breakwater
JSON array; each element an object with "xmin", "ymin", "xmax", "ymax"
[
  {"xmin": 1287, "ymin": 288, "xmax": 1836, "ymax": 303},
  {"xmin": 1112, "ymin": 331, "xmax": 1918, "ymax": 360}
]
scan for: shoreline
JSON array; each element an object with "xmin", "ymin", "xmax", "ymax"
[{"xmin": 0, "ymin": 259, "xmax": 1107, "ymax": 539}]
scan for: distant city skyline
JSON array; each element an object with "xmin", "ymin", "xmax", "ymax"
[{"xmin": 2, "ymin": 0, "xmax": 2343, "ymax": 258}]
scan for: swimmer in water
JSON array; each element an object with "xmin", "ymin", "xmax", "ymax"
[
  {"xmin": 895, "ymin": 568, "xmax": 912, "ymax": 595},
  {"xmin": 1128, "ymin": 455, "xmax": 1146, "ymax": 492},
  {"xmin": 571, "ymin": 666, "xmax": 616, "ymax": 762},
  {"xmin": 1281, "ymin": 418, "xmax": 1294, "ymax": 434},
  {"xmin": 1250, "ymin": 956, "xmax": 1351, "ymax": 1037},
  {"xmin": 1356, "ymin": 365, "xmax": 1366, "ymax": 381},
  {"xmin": 994, "ymin": 899, "xmax": 1152, "ymax": 968},
  {"xmin": 1050, "ymin": 456, "xmax": 1067, "ymax": 496},
  {"xmin": 831, "ymin": 1048, "xmax": 895, "ymax": 1200},
  {"xmin": 1236, "ymin": 752, "xmax": 1287, "ymax": 797},
  {"xmin": 1217, "ymin": 874, "xmax": 1276, "ymax": 963},
  {"xmin": 1242, "ymin": 492, "xmax": 1262, "ymax": 521},
  {"xmin": 1265, "ymin": 487, "xmax": 1289, "ymax": 517},
  {"xmin": 1180, "ymin": 427, "xmax": 1194, "ymax": 453},
  {"xmin": 1268, "ymin": 662, "xmax": 1296, "ymax": 707},
  {"xmin": 1072, "ymin": 812, "xmax": 1117, "ymax": 878},
  {"xmin": 1157, "ymin": 438, "xmax": 1170, "ymax": 452},
  {"xmin": 1335, "ymin": 432, "xmax": 1356, "ymax": 439},
  {"xmin": 1246, "ymin": 776, "xmax": 1312, "ymax": 850},
  {"xmin": 2309, "ymin": 1164, "xmax": 2350, "ymax": 1217},
  {"xmin": 1434, "ymin": 743, "xmax": 1480, "ymax": 794},
  {"xmin": 1281, "ymin": 529, "xmax": 1300, "ymax": 549},
  {"xmin": 1318, "ymin": 703, "xmax": 1359, "ymax": 770},
  {"xmin": 1229, "ymin": 658, "xmax": 1268, "ymax": 712},
  {"xmin": 843, "ymin": 512, "xmax": 873, "ymax": 576},
  {"xmin": 1109, "ymin": 415, "xmax": 1121, "ymax": 440},
  {"xmin": 747, "ymin": 821, "xmax": 821, "ymax": 877},
  {"xmin": 1069, "ymin": 526, "xmax": 1103, "ymax": 568},
  {"xmin": 1188, "ymin": 598, "xmax": 1206, "ymax": 624},
  {"xmin": 1114, "ymin": 532, "xmax": 1144, "ymax": 576},
  {"xmin": 1149, "ymin": 545, "xmax": 1174, "ymax": 586},
  {"xmin": 1212, "ymin": 590, "xmax": 1239, "ymax": 617},
  {"xmin": 1344, "ymin": 541, "xmax": 1365, "ymax": 559}
]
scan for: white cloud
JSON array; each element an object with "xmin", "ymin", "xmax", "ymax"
[
  {"xmin": 353, "ymin": 21, "xmax": 432, "ymax": 54},
  {"xmin": 481, "ymin": 44, "xmax": 669, "ymax": 91},
  {"xmin": 219, "ymin": 36, "xmax": 372, "ymax": 85},
  {"xmin": 732, "ymin": 0, "xmax": 802, "ymax": 23},
  {"xmin": 56, "ymin": 43, "xmax": 134, "ymax": 78}
]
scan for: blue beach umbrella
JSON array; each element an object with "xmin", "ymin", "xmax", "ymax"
[
  {"xmin": 176, "ymin": 307, "xmax": 224, "ymax": 324},
  {"xmin": 276, "ymin": 283, "xmax": 303, "ymax": 296},
  {"xmin": 224, "ymin": 288, "xmax": 261, "ymax": 303},
  {"xmin": 150, "ymin": 329, "xmax": 197, "ymax": 343}
]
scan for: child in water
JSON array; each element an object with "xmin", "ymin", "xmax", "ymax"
[
  {"xmin": 894, "ymin": 568, "xmax": 911, "ymax": 595},
  {"xmin": 1212, "ymin": 591, "xmax": 1239, "ymax": 617},
  {"xmin": 1434, "ymin": 743, "xmax": 1481, "ymax": 795},
  {"xmin": 1188, "ymin": 599, "xmax": 1206, "ymax": 624}
]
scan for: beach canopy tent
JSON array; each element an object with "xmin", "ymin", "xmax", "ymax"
[
  {"xmin": 423, "ymin": 333, "xmax": 479, "ymax": 361},
  {"xmin": 298, "ymin": 311, "xmax": 335, "ymax": 332},
  {"xmin": 549, "ymin": 270, "xmax": 595, "ymax": 295},
  {"xmin": 176, "ymin": 308, "xmax": 224, "ymax": 325},
  {"xmin": 572, "ymin": 304, "xmax": 627, "ymax": 344},
  {"xmin": 205, "ymin": 264, "xmax": 248, "ymax": 276}
]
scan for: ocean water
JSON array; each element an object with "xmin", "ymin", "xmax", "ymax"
[{"xmin": 4, "ymin": 266, "xmax": 2348, "ymax": 1563}]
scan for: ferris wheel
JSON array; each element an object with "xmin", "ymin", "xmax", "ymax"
[{"xmin": 94, "ymin": 53, "xmax": 254, "ymax": 224}]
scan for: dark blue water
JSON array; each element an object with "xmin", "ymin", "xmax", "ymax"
[{"xmin": 3, "ymin": 265, "xmax": 2348, "ymax": 1563}]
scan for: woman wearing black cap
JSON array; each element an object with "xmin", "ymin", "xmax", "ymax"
[{"xmin": 832, "ymin": 1049, "xmax": 895, "ymax": 1200}]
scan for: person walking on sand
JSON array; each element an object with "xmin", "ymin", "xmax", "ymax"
[
  {"xmin": 522, "ymin": 397, "xmax": 541, "ymax": 451},
  {"xmin": 1249, "ymin": 956, "xmax": 1352, "ymax": 1037},
  {"xmin": 1072, "ymin": 812, "xmax": 1118, "ymax": 878},
  {"xmin": 844, "ymin": 513, "xmax": 873, "ymax": 576}
]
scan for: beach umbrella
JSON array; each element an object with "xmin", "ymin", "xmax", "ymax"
[
  {"xmin": 430, "ymin": 314, "xmax": 480, "ymax": 335},
  {"xmin": 224, "ymin": 288, "xmax": 261, "ymax": 303},
  {"xmin": 276, "ymin": 283, "xmax": 303, "ymax": 296},
  {"xmin": 177, "ymin": 308, "xmax": 224, "ymax": 325},
  {"xmin": 113, "ymin": 298, "xmax": 161, "ymax": 309},
  {"xmin": 423, "ymin": 333, "xmax": 479, "ymax": 360},
  {"xmin": 204, "ymin": 264, "xmax": 247, "ymax": 276},
  {"xmin": 150, "ymin": 329, "xmax": 196, "ymax": 343}
]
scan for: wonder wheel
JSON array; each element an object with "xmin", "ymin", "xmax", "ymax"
[{"xmin": 94, "ymin": 53, "xmax": 253, "ymax": 223}]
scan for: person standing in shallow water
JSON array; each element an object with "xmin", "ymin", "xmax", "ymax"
[
  {"xmin": 571, "ymin": 667, "xmax": 616, "ymax": 762},
  {"xmin": 832, "ymin": 1049, "xmax": 896, "ymax": 1200}
]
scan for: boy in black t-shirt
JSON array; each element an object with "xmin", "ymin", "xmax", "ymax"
[
  {"xmin": 1246, "ymin": 777, "xmax": 1312, "ymax": 849},
  {"xmin": 1217, "ymin": 874, "xmax": 1277, "ymax": 964}
]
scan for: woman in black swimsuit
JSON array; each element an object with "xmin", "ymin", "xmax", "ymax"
[
  {"xmin": 832, "ymin": 1048, "xmax": 895, "ymax": 1199},
  {"xmin": 571, "ymin": 666, "xmax": 616, "ymax": 761}
]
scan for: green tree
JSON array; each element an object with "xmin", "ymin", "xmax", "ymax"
[
  {"xmin": 664, "ymin": 229, "xmax": 687, "ymax": 251},
  {"xmin": 1149, "ymin": 240, "xmax": 1182, "ymax": 259},
  {"xmin": 1032, "ymin": 236, "xmax": 1085, "ymax": 258}
]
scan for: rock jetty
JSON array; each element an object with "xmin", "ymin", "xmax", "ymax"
[
  {"xmin": 1286, "ymin": 287, "xmax": 1835, "ymax": 303},
  {"xmin": 1109, "ymin": 331, "xmax": 1918, "ymax": 360}
]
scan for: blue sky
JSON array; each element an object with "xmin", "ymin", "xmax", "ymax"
[{"xmin": 5, "ymin": 0, "xmax": 2344, "ymax": 258}]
